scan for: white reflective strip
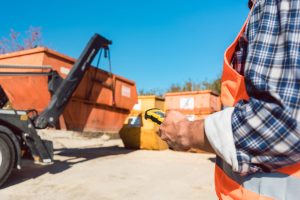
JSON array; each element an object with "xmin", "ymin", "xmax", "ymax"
[
  {"xmin": 219, "ymin": 158, "xmax": 300, "ymax": 199},
  {"xmin": 0, "ymin": 110, "xmax": 27, "ymax": 115},
  {"xmin": 16, "ymin": 111, "xmax": 27, "ymax": 115},
  {"xmin": 0, "ymin": 110, "xmax": 15, "ymax": 114},
  {"xmin": 242, "ymin": 171, "xmax": 300, "ymax": 199},
  {"xmin": 42, "ymin": 159, "xmax": 52, "ymax": 163}
]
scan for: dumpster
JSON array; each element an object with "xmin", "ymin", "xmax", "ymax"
[
  {"xmin": 0, "ymin": 47, "xmax": 138, "ymax": 133},
  {"xmin": 165, "ymin": 90, "xmax": 220, "ymax": 153},
  {"xmin": 119, "ymin": 95, "xmax": 168, "ymax": 150},
  {"xmin": 165, "ymin": 90, "xmax": 221, "ymax": 121}
]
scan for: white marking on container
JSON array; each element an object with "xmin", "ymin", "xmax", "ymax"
[
  {"xmin": 133, "ymin": 99, "xmax": 142, "ymax": 111},
  {"xmin": 180, "ymin": 97, "xmax": 194, "ymax": 110},
  {"xmin": 186, "ymin": 115, "xmax": 196, "ymax": 121},
  {"xmin": 121, "ymin": 85, "xmax": 131, "ymax": 98},
  {"xmin": 60, "ymin": 67, "xmax": 70, "ymax": 75}
]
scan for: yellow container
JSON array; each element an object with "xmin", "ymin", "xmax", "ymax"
[
  {"xmin": 119, "ymin": 127, "xmax": 168, "ymax": 150},
  {"xmin": 120, "ymin": 96, "xmax": 168, "ymax": 150},
  {"xmin": 128, "ymin": 95, "xmax": 165, "ymax": 129}
]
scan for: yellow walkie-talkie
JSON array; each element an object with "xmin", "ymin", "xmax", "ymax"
[{"xmin": 144, "ymin": 108, "xmax": 165, "ymax": 125}]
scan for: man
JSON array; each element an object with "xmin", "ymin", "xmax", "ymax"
[{"xmin": 159, "ymin": 0, "xmax": 300, "ymax": 199}]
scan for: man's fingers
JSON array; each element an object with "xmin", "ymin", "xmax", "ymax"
[
  {"xmin": 158, "ymin": 110, "xmax": 192, "ymax": 151},
  {"xmin": 159, "ymin": 126, "xmax": 171, "ymax": 141},
  {"xmin": 158, "ymin": 122, "xmax": 168, "ymax": 137},
  {"xmin": 159, "ymin": 125, "xmax": 174, "ymax": 144},
  {"xmin": 165, "ymin": 110, "xmax": 186, "ymax": 124}
]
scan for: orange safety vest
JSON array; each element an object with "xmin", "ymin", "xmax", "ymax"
[{"xmin": 218, "ymin": 7, "xmax": 300, "ymax": 200}]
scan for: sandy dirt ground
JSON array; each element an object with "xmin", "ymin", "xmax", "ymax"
[{"xmin": 0, "ymin": 130, "xmax": 217, "ymax": 200}]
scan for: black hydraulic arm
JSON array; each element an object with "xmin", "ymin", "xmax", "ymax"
[{"xmin": 35, "ymin": 34, "xmax": 112, "ymax": 129}]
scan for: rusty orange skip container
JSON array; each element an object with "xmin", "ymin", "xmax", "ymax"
[
  {"xmin": 165, "ymin": 90, "xmax": 221, "ymax": 120},
  {"xmin": 165, "ymin": 91, "xmax": 220, "ymax": 154},
  {"xmin": 0, "ymin": 47, "xmax": 138, "ymax": 133}
]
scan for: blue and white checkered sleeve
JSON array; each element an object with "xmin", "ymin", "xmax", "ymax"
[{"xmin": 232, "ymin": 0, "xmax": 300, "ymax": 174}]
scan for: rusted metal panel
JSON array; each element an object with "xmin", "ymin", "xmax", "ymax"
[
  {"xmin": 165, "ymin": 90, "xmax": 221, "ymax": 115},
  {"xmin": 0, "ymin": 47, "xmax": 137, "ymax": 132}
]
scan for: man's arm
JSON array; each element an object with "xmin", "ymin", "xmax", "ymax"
[
  {"xmin": 159, "ymin": 110, "xmax": 214, "ymax": 153},
  {"xmin": 227, "ymin": 0, "xmax": 300, "ymax": 174},
  {"xmin": 160, "ymin": 0, "xmax": 300, "ymax": 175},
  {"xmin": 159, "ymin": 110, "xmax": 240, "ymax": 172}
]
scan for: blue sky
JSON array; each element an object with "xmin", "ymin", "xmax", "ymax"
[{"xmin": 1, "ymin": 0, "xmax": 249, "ymax": 92}]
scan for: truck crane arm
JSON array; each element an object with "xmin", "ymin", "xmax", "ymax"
[
  {"xmin": 0, "ymin": 33, "xmax": 112, "ymax": 187},
  {"xmin": 35, "ymin": 34, "xmax": 112, "ymax": 129}
]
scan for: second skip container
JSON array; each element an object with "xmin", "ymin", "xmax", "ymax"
[{"xmin": 119, "ymin": 95, "xmax": 168, "ymax": 150}]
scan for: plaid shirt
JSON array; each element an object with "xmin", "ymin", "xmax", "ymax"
[{"xmin": 231, "ymin": 0, "xmax": 300, "ymax": 174}]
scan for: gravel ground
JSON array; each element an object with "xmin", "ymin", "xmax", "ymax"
[{"xmin": 0, "ymin": 130, "xmax": 217, "ymax": 200}]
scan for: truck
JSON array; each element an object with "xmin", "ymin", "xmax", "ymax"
[{"xmin": 0, "ymin": 34, "xmax": 112, "ymax": 186}]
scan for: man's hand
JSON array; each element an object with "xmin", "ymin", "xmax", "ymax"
[{"xmin": 159, "ymin": 110, "xmax": 215, "ymax": 153}]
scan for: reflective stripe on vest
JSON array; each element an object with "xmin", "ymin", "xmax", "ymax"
[
  {"xmin": 216, "ymin": 157, "xmax": 300, "ymax": 200},
  {"xmin": 217, "ymin": 2, "xmax": 300, "ymax": 200}
]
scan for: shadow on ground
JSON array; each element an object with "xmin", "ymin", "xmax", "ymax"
[{"xmin": 3, "ymin": 146, "xmax": 134, "ymax": 189}]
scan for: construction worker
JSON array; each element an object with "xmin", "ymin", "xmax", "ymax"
[{"xmin": 159, "ymin": 0, "xmax": 300, "ymax": 199}]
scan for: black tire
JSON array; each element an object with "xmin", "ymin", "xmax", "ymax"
[{"xmin": 0, "ymin": 133, "xmax": 15, "ymax": 187}]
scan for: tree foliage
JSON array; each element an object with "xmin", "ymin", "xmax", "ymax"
[
  {"xmin": 167, "ymin": 77, "xmax": 221, "ymax": 94},
  {"xmin": 139, "ymin": 88, "xmax": 164, "ymax": 97},
  {"xmin": 0, "ymin": 27, "xmax": 43, "ymax": 54},
  {"xmin": 139, "ymin": 76, "xmax": 221, "ymax": 97}
]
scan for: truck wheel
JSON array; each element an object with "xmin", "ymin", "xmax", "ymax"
[{"xmin": 0, "ymin": 133, "xmax": 16, "ymax": 187}]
